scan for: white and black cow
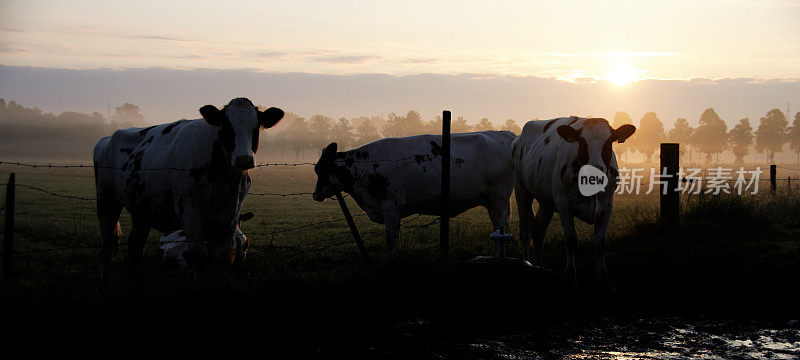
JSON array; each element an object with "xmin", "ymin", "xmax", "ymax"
[
  {"xmin": 512, "ymin": 117, "xmax": 635, "ymax": 285},
  {"xmin": 93, "ymin": 98, "xmax": 283, "ymax": 272},
  {"xmin": 158, "ymin": 212, "xmax": 254, "ymax": 269},
  {"xmin": 313, "ymin": 131, "xmax": 516, "ymax": 249}
]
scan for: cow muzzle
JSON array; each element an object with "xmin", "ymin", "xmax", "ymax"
[{"xmin": 235, "ymin": 155, "xmax": 255, "ymax": 170}]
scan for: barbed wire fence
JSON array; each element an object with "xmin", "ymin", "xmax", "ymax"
[
  {"xmin": 0, "ymin": 158, "xmax": 454, "ymax": 279},
  {"xmin": 1, "ymin": 158, "xmax": 798, "ymax": 279}
]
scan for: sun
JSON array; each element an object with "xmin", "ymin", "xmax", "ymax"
[{"xmin": 607, "ymin": 62, "xmax": 638, "ymax": 86}]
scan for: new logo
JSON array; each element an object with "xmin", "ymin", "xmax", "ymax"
[{"xmin": 578, "ymin": 165, "xmax": 607, "ymax": 196}]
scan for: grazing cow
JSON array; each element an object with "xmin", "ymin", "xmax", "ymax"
[
  {"xmin": 158, "ymin": 212, "xmax": 254, "ymax": 269},
  {"xmin": 312, "ymin": 131, "xmax": 516, "ymax": 249},
  {"xmin": 512, "ymin": 117, "xmax": 635, "ymax": 285},
  {"xmin": 93, "ymin": 98, "xmax": 283, "ymax": 272}
]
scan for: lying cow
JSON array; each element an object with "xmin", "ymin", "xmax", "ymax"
[
  {"xmin": 158, "ymin": 212, "xmax": 254, "ymax": 269},
  {"xmin": 94, "ymin": 97, "xmax": 283, "ymax": 273},
  {"xmin": 312, "ymin": 131, "xmax": 516, "ymax": 249},
  {"xmin": 512, "ymin": 117, "xmax": 635, "ymax": 285}
]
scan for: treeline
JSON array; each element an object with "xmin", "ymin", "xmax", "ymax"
[
  {"xmin": 611, "ymin": 108, "xmax": 800, "ymax": 165},
  {"xmin": 2, "ymin": 98, "xmax": 799, "ymax": 165},
  {"xmin": 0, "ymin": 99, "xmax": 147, "ymax": 160},
  {"xmin": 269, "ymin": 110, "xmax": 523, "ymax": 160}
]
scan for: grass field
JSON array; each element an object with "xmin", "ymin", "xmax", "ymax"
[{"xmin": 1, "ymin": 163, "xmax": 799, "ymax": 357}]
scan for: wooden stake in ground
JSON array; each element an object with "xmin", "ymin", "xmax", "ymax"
[
  {"xmin": 335, "ymin": 191, "xmax": 370, "ymax": 263},
  {"xmin": 3, "ymin": 173, "xmax": 15, "ymax": 279}
]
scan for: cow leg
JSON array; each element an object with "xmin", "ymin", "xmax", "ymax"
[
  {"xmin": 382, "ymin": 209, "xmax": 401, "ymax": 251},
  {"xmin": 97, "ymin": 197, "xmax": 122, "ymax": 279},
  {"xmin": 593, "ymin": 210, "xmax": 612, "ymax": 288},
  {"xmin": 487, "ymin": 194, "xmax": 511, "ymax": 233},
  {"xmin": 127, "ymin": 216, "xmax": 151, "ymax": 275},
  {"xmin": 559, "ymin": 214, "xmax": 579, "ymax": 289},
  {"xmin": 531, "ymin": 203, "xmax": 554, "ymax": 267},
  {"xmin": 514, "ymin": 187, "xmax": 534, "ymax": 261}
]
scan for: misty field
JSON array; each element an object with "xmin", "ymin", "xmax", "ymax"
[{"xmin": 1, "ymin": 164, "xmax": 799, "ymax": 358}]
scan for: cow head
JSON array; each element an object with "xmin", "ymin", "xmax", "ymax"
[
  {"xmin": 556, "ymin": 118, "xmax": 636, "ymax": 174},
  {"xmin": 312, "ymin": 142, "xmax": 339, "ymax": 202},
  {"xmin": 200, "ymin": 98, "xmax": 284, "ymax": 171}
]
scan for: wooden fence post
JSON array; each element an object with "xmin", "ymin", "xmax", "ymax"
[
  {"xmin": 3, "ymin": 173, "xmax": 15, "ymax": 279},
  {"xmin": 660, "ymin": 143, "xmax": 679, "ymax": 224},
  {"xmin": 770, "ymin": 165, "xmax": 776, "ymax": 195},
  {"xmin": 440, "ymin": 110, "xmax": 451, "ymax": 262},
  {"xmin": 787, "ymin": 176, "xmax": 791, "ymax": 195},
  {"xmin": 335, "ymin": 191, "xmax": 370, "ymax": 263}
]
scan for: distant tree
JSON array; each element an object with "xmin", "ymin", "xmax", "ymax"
[
  {"xmin": 612, "ymin": 111, "xmax": 633, "ymax": 163},
  {"xmin": 727, "ymin": 118, "xmax": 754, "ymax": 164},
  {"xmin": 755, "ymin": 108, "xmax": 788, "ymax": 163},
  {"xmin": 331, "ymin": 117, "xmax": 354, "ymax": 149},
  {"xmin": 501, "ymin": 119, "xmax": 521, "ymax": 134},
  {"xmin": 111, "ymin": 103, "xmax": 145, "ymax": 128},
  {"xmin": 789, "ymin": 112, "xmax": 800, "ymax": 165},
  {"xmin": 667, "ymin": 118, "xmax": 695, "ymax": 163},
  {"xmin": 451, "ymin": 116, "xmax": 472, "ymax": 133},
  {"xmin": 308, "ymin": 114, "xmax": 334, "ymax": 150},
  {"xmin": 474, "ymin": 117, "xmax": 494, "ymax": 131},
  {"xmin": 426, "ymin": 115, "xmax": 442, "ymax": 134},
  {"xmin": 353, "ymin": 117, "xmax": 380, "ymax": 146},
  {"xmin": 285, "ymin": 117, "xmax": 310, "ymax": 160},
  {"xmin": 631, "ymin": 112, "xmax": 664, "ymax": 165},
  {"xmin": 694, "ymin": 108, "xmax": 728, "ymax": 164},
  {"xmin": 404, "ymin": 110, "xmax": 424, "ymax": 135}
]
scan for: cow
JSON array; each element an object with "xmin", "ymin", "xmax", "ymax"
[
  {"xmin": 158, "ymin": 212, "xmax": 254, "ymax": 269},
  {"xmin": 312, "ymin": 131, "xmax": 516, "ymax": 250},
  {"xmin": 512, "ymin": 117, "xmax": 635, "ymax": 286},
  {"xmin": 93, "ymin": 97, "xmax": 284, "ymax": 273}
]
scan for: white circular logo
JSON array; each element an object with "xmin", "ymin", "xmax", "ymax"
[{"xmin": 578, "ymin": 165, "xmax": 608, "ymax": 196}]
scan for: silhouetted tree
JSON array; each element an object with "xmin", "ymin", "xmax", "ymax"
[
  {"xmin": 331, "ymin": 117, "xmax": 354, "ymax": 149},
  {"xmin": 111, "ymin": 103, "xmax": 145, "ymax": 128},
  {"xmin": 452, "ymin": 116, "xmax": 472, "ymax": 133},
  {"xmin": 694, "ymin": 108, "xmax": 728, "ymax": 164},
  {"xmin": 474, "ymin": 117, "xmax": 494, "ymax": 131},
  {"xmin": 353, "ymin": 117, "xmax": 380, "ymax": 146},
  {"xmin": 727, "ymin": 118, "xmax": 754, "ymax": 164},
  {"xmin": 668, "ymin": 118, "xmax": 695, "ymax": 163},
  {"xmin": 501, "ymin": 119, "xmax": 521, "ymax": 134},
  {"xmin": 285, "ymin": 116, "xmax": 310, "ymax": 160},
  {"xmin": 631, "ymin": 112, "xmax": 664, "ymax": 165},
  {"xmin": 789, "ymin": 112, "xmax": 800, "ymax": 165},
  {"xmin": 612, "ymin": 111, "xmax": 633, "ymax": 163},
  {"xmin": 755, "ymin": 108, "xmax": 788, "ymax": 163},
  {"xmin": 308, "ymin": 114, "xmax": 334, "ymax": 150}
]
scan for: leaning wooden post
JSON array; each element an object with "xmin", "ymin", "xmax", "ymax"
[
  {"xmin": 660, "ymin": 143, "xmax": 679, "ymax": 224},
  {"xmin": 440, "ymin": 110, "xmax": 451, "ymax": 262},
  {"xmin": 335, "ymin": 191, "xmax": 370, "ymax": 263},
  {"xmin": 3, "ymin": 173, "xmax": 15, "ymax": 279},
  {"xmin": 770, "ymin": 165, "xmax": 777, "ymax": 196}
]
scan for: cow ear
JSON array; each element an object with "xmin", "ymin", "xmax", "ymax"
[
  {"xmin": 239, "ymin": 212, "xmax": 255, "ymax": 222},
  {"xmin": 556, "ymin": 125, "xmax": 581, "ymax": 143},
  {"xmin": 200, "ymin": 105, "xmax": 223, "ymax": 127},
  {"xmin": 258, "ymin": 107, "xmax": 284, "ymax": 129},
  {"xmin": 321, "ymin": 142, "xmax": 338, "ymax": 163},
  {"xmin": 614, "ymin": 124, "xmax": 636, "ymax": 143}
]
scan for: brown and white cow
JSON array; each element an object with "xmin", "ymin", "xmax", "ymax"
[
  {"xmin": 512, "ymin": 117, "xmax": 635, "ymax": 286},
  {"xmin": 93, "ymin": 98, "xmax": 283, "ymax": 273}
]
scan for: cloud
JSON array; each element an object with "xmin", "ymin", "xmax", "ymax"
[
  {"xmin": 122, "ymin": 34, "xmax": 196, "ymax": 42},
  {"xmin": 313, "ymin": 55, "xmax": 382, "ymax": 64}
]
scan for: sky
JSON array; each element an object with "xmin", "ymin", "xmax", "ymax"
[
  {"xmin": 0, "ymin": 0, "xmax": 798, "ymax": 126},
  {"xmin": 1, "ymin": 0, "xmax": 799, "ymax": 81}
]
